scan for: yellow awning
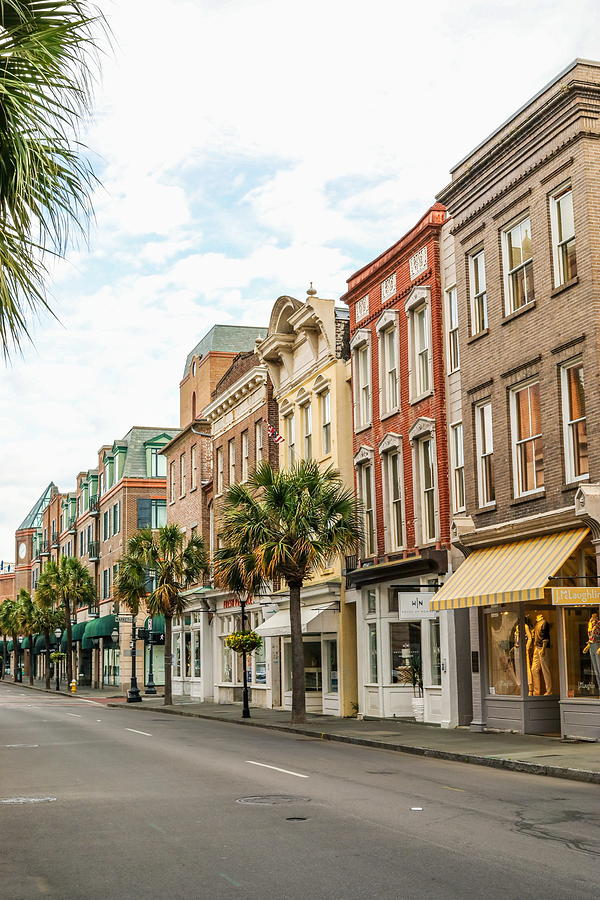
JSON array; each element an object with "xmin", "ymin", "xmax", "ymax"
[{"xmin": 431, "ymin": 528, "xmax": 589, "ymax": 611}]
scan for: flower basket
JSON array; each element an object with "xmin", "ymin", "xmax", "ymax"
[
  {"xmin": 50, "ymin": 651, "xmax": 66, "ymax": 663},
  {"xmin": 225, "ymin": 631, "xmax": 262, "ymax": 654}
]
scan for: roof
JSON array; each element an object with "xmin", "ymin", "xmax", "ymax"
[
  {"xmin": 17, "ymin": 483, "xmax": 57, "ymax": 531},
  {"xmin": 183, "ymin": 324, "xmax": 268, "ymax": 377},
  {"xmin": 115, "ymin": 427, "xmax": 180, "ymax": 479}
]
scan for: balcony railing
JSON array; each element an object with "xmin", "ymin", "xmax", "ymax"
[
  {"xmin": 39, "ymin": 541, "xmax": 50, "ymax": 556},
  {"xmin": 88, "ymin": 541, "xmax": 100, "ymax": 561},
  {"xmin": 344, "ymin": 554, "xmax": 358, "ymax": 589},
  {"xmin": 89, "ymin": 495, "xmax": 100, "ymax": 516},
  {"xmin": 68, "ymin": 516, "xmax": 77, "ymax": 533},
  {"xmin": 51, "ymin": 531, "xmax": 59, "ymax": 547}
]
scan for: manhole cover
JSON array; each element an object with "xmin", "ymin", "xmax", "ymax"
[
  {"xmin": 236, "ymin": 795, "xmax": 311, "ymax": 806},
  {"xmin": 0, "ymin": 797, "xmax": 57, "ymax": 804}
]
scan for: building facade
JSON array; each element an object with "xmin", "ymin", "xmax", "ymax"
[{"xmin": 434, "ymin": 59, "xmax": 600, "ymax": 740}]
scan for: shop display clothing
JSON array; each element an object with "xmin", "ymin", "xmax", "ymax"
[
  {"xmin": 590, "ymin": 642, "xmax": 600, "ymax": 691},
  {"xmin": 531, "ymin": 615, "xmax": 552, "ymax": 695}
]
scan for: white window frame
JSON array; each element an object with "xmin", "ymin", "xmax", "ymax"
[
  {"xmin": 216, "ymin": 446, "xmax": 224, "ymax": 495},
  {"xmin": 475, "ymin": 401, "xmax": 495, "ymax": 508},
  {"xmin": 551, "ymin": 187, "xmax": 576, "ymax": 288},
  {"xmin": 510, "ymin": 380, "xmax": 544, "ymax": 497},
  {"xmin": 406, "ymin": 287, "xmax": 433, "ymax": 403},
  {"xmin": 169, "ymin": 461, "xmax": 176, "ymax": 503},
  {"xmin": 302, "ymin": 401, "xmax": 312, "ymax": 459},
  {"xmin": 179, "ymin": 452, "xmax": 186, "ymax": 497},
  {"xmin": 190, "ymin": 444, "xmax": 197, "ymax": 491},
  {"xmin": 241, "ymin": 430, "xmax": 249, "ymax": 481},
  {"xmin": 382, "ymin": 443, "xmax": 404, "ymax": 552},
  {"xmin": 377, "ymin": 312, "xmax": 399, "ymax": 417},
  {"xmin": 320, "ymin": 390, "xmax": 331, "ymax": 456},
  {"xmin": 255, "ymin": 421, "xmax": 263, "ymax": 465},
  {"xmin": 355, "ymin": 450, "xmax": 376, "ymax": 559},
  {"xmin": 561, "ymin": 359, "xmax": 588, "ymax": 484},
  {"xmin": 502, "ymin": 217, "xmax": 534, "ymax": 313},
  {"xmin": 468, "ymin": 249, "xmax": 487, "ymax": 335},
  {"xmin": 228, "ymin": 439, "xmax": 236, "ymax": 486},
  {"xmin": 350, "ymin": 330, "xmax": 372, "ymax": 429},
  {"xmin": 409, "ymin": 422, "xmax": 438, "ymax": 546},
  {"xmin": 284, "ymin": 412, "xmax": 296, "ymax": 466},
  {"xmin": 446, "ymin": 285, "xmax": 460, "ymax": 373},
  {"xmin": 450, "ymin": 422, "xmax": 465, "ymax": 514}
]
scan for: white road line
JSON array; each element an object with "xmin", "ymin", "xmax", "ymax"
[
  {"xmin": 65, "ymin": 713, "xmax": 81, "ymax": 718},
  {"xmin": 126, "ymin": 728, "xmax": 152, "ymax": 737},
  {"xmin": 245, "ymin": 760, "xmax": 308, "ymax": 778}
]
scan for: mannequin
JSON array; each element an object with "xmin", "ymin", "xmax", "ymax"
[
  {"xmin": 525, "ymin": 619, "xmax": 534, "ymax": 695},
  {"xmin": 531, "ymin": 613, "xmax": 552, "ymax": 696},
  {"xmin": 583, "ymin": 610, "xmax": 600, "ymax": 692}
]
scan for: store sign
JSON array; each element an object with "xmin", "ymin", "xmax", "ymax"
[
  {"xmin": 399, "ymin": 592, "xmax": 437, "ymax": 619},
  {"xmin": 223, "ymin": 597, "xmax": 254, "ymax": 609},
  {"xmin": 551, "ymin": 587, "xmax": 600, "ymax": 606},
  {"xmin": 116, "ymin": 614, "xmax": 133, "ymax": 623}
]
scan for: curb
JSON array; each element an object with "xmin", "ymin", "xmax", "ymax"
[
  {"xmin": 0, "ymin": 680, "xmax": 124, "ymax": 701},
  {"xmin": 106, "ymin": 702, "xmax": 600, "ymax": 786}
]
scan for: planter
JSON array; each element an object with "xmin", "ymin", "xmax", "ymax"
[
  {"xmin": 411, "ymin": 697, "xmax": 425, "ymax": 722},
  {"xmin": 224, "ymin": 631, "xmax": 262, "ymax": 654}
]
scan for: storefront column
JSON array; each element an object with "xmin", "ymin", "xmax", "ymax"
[
  {"xmin": 469, "ymin": 607, "xmax": 485, "ymax": 731},
  {"xmin": 339, "ymin": 595, "xmax": 358, "ymax": 717}
]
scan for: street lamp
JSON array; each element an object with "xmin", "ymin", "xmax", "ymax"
[
  {"xmin": 127, "ymin": 616, "xmax": 142, "ymax": 704},
  {"xmin": 54, "ymin": 627, "xmax": 62, "ymax": 691},
  {"xmin": 17, "ymin": 636, "xmax": 23, "ymax": 683},
  {"xmin": 145, "ymin": 618, "xmax": 157, "ymax": 696},
  {"xmin": 240, "ymin": 597, "xmax": 250, "ymax": 719}
]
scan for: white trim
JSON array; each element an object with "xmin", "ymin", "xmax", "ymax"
[
  {"xmin": 510, "ymin": 378, "xmax": 544, "ymax": 497},
  {"xmin": 560, "ymin": 358, "xmax": 589, "ymax": 484}
]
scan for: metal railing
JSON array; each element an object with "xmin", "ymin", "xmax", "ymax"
[
  {"xmin": 39, "ymin": 541, "xmax": 50, "ymax": 556},
  {"xmin": 89, "ymin": 495, "xmax": 100, "ymax": 515},
  {"xmin": 88, "ymin": 541, "xmax": 100, "ymax": 561}
]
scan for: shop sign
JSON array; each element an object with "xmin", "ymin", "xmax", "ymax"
[
  {"xmin": 223, "ymin": 597, "xmax": 254, "ymax": 609},
  {"xmin": 551, "ymin": 587, "xmax": 600, "ymax": 606},
  {"xmin": 399, "ymin": 592, "xmax": 437, "ymax": 619},
  {"xmin": 116, "ymin": 614, "xmax": 133, "ymax": 623}
]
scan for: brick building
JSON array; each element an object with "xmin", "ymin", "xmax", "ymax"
[
  {"xmin": 433, "ymin": 59, "xmax": 600, "ymax": 741},
  {"xmin": 342, "ymin": 205, "xmax": 470, "ymax": 726}
]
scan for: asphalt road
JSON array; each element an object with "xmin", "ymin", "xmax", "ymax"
[{"xmin": 1, "ymin": 683, "xmax": 599, "ymax": 900}]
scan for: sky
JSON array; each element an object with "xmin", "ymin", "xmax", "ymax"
[{"xmin": 1, "ymin": 0, "xmax": 599, "ymax": 560}]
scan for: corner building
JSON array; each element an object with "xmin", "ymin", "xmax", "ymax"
[
  {"xmin": 342, "ymin": 205, "xmax": 472, "ymax": 726},
  {"xmin": 434, "ymin": 59, "xmax": 600, "ymax": 740}
]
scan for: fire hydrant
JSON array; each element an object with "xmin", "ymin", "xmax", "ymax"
[{"xmin": 70, "ymin": 680, "xmax": 77, "ymax": 694}]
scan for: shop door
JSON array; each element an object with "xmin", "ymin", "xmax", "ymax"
[{"xmin": 79, "ymin": 649, "xmax": 92, "ymax": 686}]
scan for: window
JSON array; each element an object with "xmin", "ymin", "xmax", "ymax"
[
  {"xmin": 504, "ymin": 218, "xmax": 534, "ymax": 312},
  {"xmin": 475, "ymin": 401, "xmax": 495, "ymax": 506},
  {"xmin": 325, "ymin": 640, "xmax": 338, "ymax": 693},
  {"xmin": 179, "ymin": 453, "xmax": 186, "ymax": 496},
  {"xmin": 169, "ymin": 461, "xmax": 176, "ymax": 503},
  {"xmin": 390, "ymin": 622, "xmax": 421, "ymax": 685},
  {"xmin": 285, "ymin": 413, "xmax": 295, "ymax": 465},
  {"xmin": 303, "ymin": 403, "xmax": 312, "ymax": 459},
  {"xmin": 193, "ymin": 630, "xmax": 201, "ymax": 678},
  {"xmin": 216, "ymin": 446, "xmax": 224, "ymax": 494},
  {"xmin": 151, "ymin": 500, "xmax": 166, "ymax": 529},
  {"xmin": 450, "ymin": 423, "xmax": 465, "ymax": 513},
  {"xmin": 149, "ymin": 447, "xmax": 166, "ymax": 477},
  {"xmin": 366, "ymin": 589, "xmax": 376, "ymax": 616},
  {"xmin": 228, "ymin": 439, "xmax": 236, "ymax": 485},
  {"xmin": 241, "ymin": 431, "xmax": 249, "ymax": 481},
  {"xmin": 103, "ymin": 510, "xmax": 110, "ymax": 541},
  {"xmin": 190, "ymin": 444, "xmax": 197, "ymax": 490},
  {"xmin": 255, "ymin": 421, "xmax": 263, "ymax": 465},
  {"xmin": 418, "ymin": 437, "xmax": 436, "ymax": 543},
  {"xmin": 368, "ymin": 622, "xmax": 378, "ymax": 683},
  {"xmin": 446, "ymin": 286, "xmax": 460, "ymax": 372},
  {"xmin": 412, "ymin": 304, "xmax": 430, "ymax": 396},
  {"xmin": 380, "ymin": 324, "xmax": 398, "ymax": 414},
  {"xmin": 173, "ymin": 634, "xmax": 181, "ymax": 678},
  {"xmin": 564, "ymin": 607, "xmax": 600, "ymax": 699},
  {"xmin": 358, "ymin": 463, "xmax": 376, "ymax": 557},
  {"xmin": 105, "ymin": 458, "xmax": 114, "ymax": 490},
  {"xmin": 355, "ymin": 342, "xmax": 371, "ymax": 427},
  {"xmin": 511, "ymin": 382, "xmax": 543, "ymax": 496},
  {"xmin": 184, "ymin": 632, "xmax": 192, "ymax": 678},
  {"xmin": 469, "ymin": 250, "xmax": 487, "ymax": 334},
  {"xmin": 384, "ymin": 449, "xmax": 403, "ymax": 551},
  {"xmin": 561, "ymin": 361, "xmax": 588, "ymax": 482},
  {"xmin": 320, "ymin": 390, "xmax": 331, "ymax": 455},
  {"xmin": 112, "ymin": 502, "xmax": 120, "ymax": 535},
  {"xmin": 430, "ymin": 619, "xmax": 441, "ymax": 686},
  {"xmin": 551, "ymin": 188, "xmax": 576, "ymax": 287},
  {"xmin": 102, "ymin": 568, "xmax": 111, "ymax": 600}
]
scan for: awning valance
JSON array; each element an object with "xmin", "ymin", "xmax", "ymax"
[
  {"xmin": 256, "ymin": 603, "xmax": 339, "ymax": 638},
  {"xmin": 431, "ymin": 528, "xmax": 589, "ymax": 611},
  {"xmin": 144, "ymin": 615, "xmax": 165, "ymax": 635},
  {"xmin": 82, "ymin": 615, "xmax": 117, "ymax": 649},
  {"xmin": 34, "ymin": 634, "xmax": 57, "ymax": 653}
]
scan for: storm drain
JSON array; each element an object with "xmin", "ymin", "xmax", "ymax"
[
  {"xmin": 0, "ymin": 797, "xmax": 56, "ymax": 804},
  {"xmin": 236, "ymin": 795, "xmax": 311, "ymax": 806}
]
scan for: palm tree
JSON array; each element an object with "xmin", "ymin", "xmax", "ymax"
[
  {"xmin": 32, "ymin": 596, "xmax": 65, "ymax": 690},
  {"xmin": 17, "ymin": 588, "xmax": 36, "ymax": 685},
  {"xmin": 114, "ymin": 543, "xmax": 148, "ymax": 703},
  {"xmin": 36, "ymin": 557, "xmax": 96, "ymax": 685},
  {"xmin": 0, "ymin": 1, "xmax": 105, "ymax": 356},
  {"xmin": 0, "ymin": 598, "xmax": 13, "ymax": 678},
  {"xmin": 118, "ymin": 525, "xmax": 207, "ymax": 706},
  {"xmin": 0, "ymin": 597, "xmax": 19, "ymax": 680},
  {"xmin": 219, "ymin": 460, "xmax": 361, "ymax": 725}
]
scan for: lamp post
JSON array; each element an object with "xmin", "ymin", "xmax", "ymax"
[
  {"xmin": 54, "ymin": 627, "xmax": 62, "ymax": 691},
  {"xmin": 240, "ymin": 597, "xmax": 250, "ymax": 719},
  {"xmin": 145, "ymin": 618, "xmax": 157, "ymax": 696},
  {"xmin": 17, "ymin": 636, "xmax": 23, "ymax": 683},
  {"xmin": 127, "ymin": 616, "xmax": 141, "ymax": 703}
]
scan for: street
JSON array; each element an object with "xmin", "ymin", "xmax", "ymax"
[{"xmin": 0, "ymin": 683, "xmax": 599, "ymax": 900}]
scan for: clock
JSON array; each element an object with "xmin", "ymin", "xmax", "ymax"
[{"xmin": 18, "ymin": 542, "xmax": 26, "ymax": 560}]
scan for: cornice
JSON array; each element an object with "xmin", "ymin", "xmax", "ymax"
[{"xmin": 204, "ymin": 366, "xmax": 268, "ymax": 422}]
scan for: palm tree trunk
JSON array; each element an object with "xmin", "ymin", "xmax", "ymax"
[
  {"xmin": 28, "ymin": 632, "xmax": 34, "ymax": 685},
  {"xmin": 44, "ymin": 629, "xmax": 51, "ymax": 690},
  {"xmin": 1, "ymin": 631, "xmax": 5, "ymax": 679},
  {"xmin": 12, "ymin": 631, "xmax": 19, "ymax": 682},
  {"xmin": 288, "ymin": 580, "xmax": 306, "ymax": 725},
  {"xmin": 164, "ymin": 614, "xmax": 173, "ymax": 706},
  {"xmin": 64, "ymin": 601, "xmax": 73, "ymax": 686}
]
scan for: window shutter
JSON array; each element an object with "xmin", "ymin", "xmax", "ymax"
[{"xmin": 137, "ymin": 498, "xmax": 152, "ymax": 529}]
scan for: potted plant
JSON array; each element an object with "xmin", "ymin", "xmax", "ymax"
[
  {"xmin": 399, "ymin": 651, "xmax": 424, "ymax": 721},
  {"xmin": 224, "ymin": 631, "xmax": 262, "ymax": 654}
]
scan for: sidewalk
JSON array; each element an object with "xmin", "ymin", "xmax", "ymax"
[
  {"xmin": 0, "ymin": 677, "xmax": 128, "ymax": 701},
  {"xmin": 108, "ymin": 696, "xmax": 600, "ymax": 786}
]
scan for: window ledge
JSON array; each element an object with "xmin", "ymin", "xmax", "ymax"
[
  {"xmin": 169, "ymin": 500, "xmax": 176, "ymax": 506},
  {"xmin": 551, "ymin": 276, "xmax": 579, "ymax": 297},
  {"xmin": 562, "ymin": 477, "xmax": 589, "ymax": 493},
  {"xmin": 510, "ymin": 490, "xmax": 545, "ymax": 507},
  {"xmin": 410, "ymin": 389, "xmax": 434, "ymax": 406},
  {"xmin": 355, "ymin": 422, "xmax": 373, "ymax": 434},
  {"xmin": 501, "ymin": 300, "xmax": 536, "ymax": 325},
  {"xmin": 190, "ymin": 486, "xmax": 197, "ymax": 493},
  {"xmin": 380, "ymin": 407, "xmax": 400, "ymax": 422},
  {"xmin": 474, "ymin": 504, "xmax": 497, "ymax": 515},
  {"xmin": 467, "ymin": 328, "xmax": 489, "ymax": 344}
]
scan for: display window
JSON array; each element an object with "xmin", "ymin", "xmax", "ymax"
[
  {"xmin": 486, "ymin": 610, "xmax": 521, "ymax": 696},
  {"xmin": 173, "ymin": 633, "xmax": 181, "ymax": 677},
  {"xmin": 524, "ymin": 607, "xmax": 558, "ymax": 696},
  {"xmin": 325, "ymin": 640, "xmax": 338, "ymax": 693},
  {"xmin": 429, "ymin": 619, "xmax": 441, "ymax": 686},
  {"xmin": 184, "ymin": 632, "xmax": 192, "ymax": 678},
  {"xmin": 390, "ymin": 622, "xmax": 421, "ymax": 685},
  {"xmin": 284, "ymin": 639, "xmax": 322, "ymax": 692},
  {"xmin": 193, "ymin": 631, "xmax": 201, "ymax": 677},
  {"xmin": 564, "ymin": 607, "xmax": 600, "ymax": 699},
  {"xmin": 367, "ymin": 622, "xmax": 378, "ymax": 683}
]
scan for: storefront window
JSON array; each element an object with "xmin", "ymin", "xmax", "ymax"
[
  {"xmin": 368, "ymin": 622, "xmax": 378, "ymax": 683},
  {"xmin": 184, "ymin": 632, "xmax": 192, "ymax": 678},
  {"xmin": 173, "ymin": 634, "xmax": 181, "ymax": 677},
  {"xmin": 102, "ymin": 646, "xmax": 120, "ymax": 685},
  {"xmin": 390, "ymin": 622, "xmax": 421, "ymax": 686},
  {"xmin": 326, "ymin": 640, "xmax": 338, "ymax": 693},
  {"xmin": 254, "ymin": 639, "xmax": 266, "ymax": 684},
  {"xmin": 564, "ymin": 607, "xmax": 600, "ymax": 699},
  {"xmin": 193, "ymin": 631, "xmax": 201, "ymax": 678},
  {"xmin": 303, "ymin": 641, "xmax": 322, "ymax": 692},
  {"xmin": 486, "ymin": 610, "xmax": 520, "ymax": 696},
  {"xmin": 366, "ymin": 590, "xmax": 376, "ymax": 616},
  {"xmin": 388, "ymin": 588, "xmax": 398, "ymax": 614},
  {"xmin": 429, "ymin": 619, "xmax": 441, "ymax": 686},
  {"xmin": 525, "ymin": 608, "xmax": 558, "ymax": 697},
  {"xmin": 222, "ymin": 642, "xmax": 232, "ymax": 682}
]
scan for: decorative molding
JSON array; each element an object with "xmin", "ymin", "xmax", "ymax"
[
  {"xmin": 312, "ymin": 373, "xmax": 331, "ymax": 394},
  {"xmin": 500, "ymin": 354, "xmax": 542, "ymax": 380},
  {"xmin": 376, "ymin": 309, "xmax": 399, "ymax": 332},
  {"xmin": 378, "ymin": 432, "xmax": 402, "ymax": 454},
  {"xmin": 356, "ymin": 294, "xmax": 370, "ymax": 321},
  {"xmin": 551, "ymin": 334, "xmax": 585, "ymax": 355},
  {"xmin": 404, "ymin": 285, "xmax": 430, "ymax": 315},
  {"xmin": 409, "ymin": 247, "xmax": 428, "ymax": 280},
  {"xmin": 408, "ymin": 416, "xmax": 435, "ymax": 443},
  {"xmin": 491, "ymin": 188, "xmax": 532, "ymax": 222},
  {"xmin": 380, "ymin": 273, "xmax": 397, "ymax": 303},
  {"xmin": 540, "ymin": 156, "xmax": 574, "ymax": 186},
  {"xmin": 467, "ymin": 378, "xmax": 493, "ymax": 396},
  {"xmin": 459, "ymin": 221, "xmax": 486, "ymax": 247},
  {"xmin": 350, "ymin": 327, "xmax": 371, "ymax": 351},
  {"xmin": 353, "ymin": 445, "xmax": 374, "ymax": 466}
]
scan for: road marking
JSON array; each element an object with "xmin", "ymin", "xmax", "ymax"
[
  {"xmin": 220, "ymin": 874, "xmax": 242, "ymax": 888},
  {"xmin": 442, "ymin": 786, "xmax": 465, "ymax": 792},
  {"xmin": 126, "ymin": 728, "xmax": 152, "ymax": 737},
  {"xmin": 5, "ymin": 744, "xmax": 39, "ymax": 748},
  {"xmin": 410, "ymin": 807, "xmax": 423, "ymax": 811},
  {"xmin": 0, "ymin": 797, "xmax": 56, "ymax": 804},
  {"xmin": 96, "ymin": 719, "xmax": 102, "ymax": 722},
  {"xmin": 65, "ymin": 713, "xmax": 81, "ymax": 718},
  {"xmin": 245, "ymin": 760, "xmax": 308, "ymax": 778}
]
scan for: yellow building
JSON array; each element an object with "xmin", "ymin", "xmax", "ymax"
[{"xmin": 256, "ymin": 288, "xmax": 357, "ymax": 716}]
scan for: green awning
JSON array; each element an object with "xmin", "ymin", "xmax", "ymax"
[
  {"xmin": 82, "ymin": 614, "xmax": 117, "ymax": 649},
  {"xmin": 21, "ymin": 636, "xmax": 32, "ymax": 650},
  {"xmin": 144, "ymin": 614, "xmax": 165, "ymax": 635},
  {"xmin": 60, "ymin": 621, "xmax": 88, "ymax": 649},
  {"xmin": 7, "ymin": 640, "xmax": 13, "ymax": 652},
  {"xmin": 34, "ymin": 634, "xmax": 58, "ymax": 654}
]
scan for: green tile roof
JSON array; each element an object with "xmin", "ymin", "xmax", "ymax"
[
  {"xmin": 117, "ymin": 427, "xmax": 180, "ymax": 479},
  {"xmin": 183, "ymin": 324, "xmax": 267, "ymax": 377},
  {"xmin": 18, "ymin": 483, "xmax": 57, "ymax": 531}
]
